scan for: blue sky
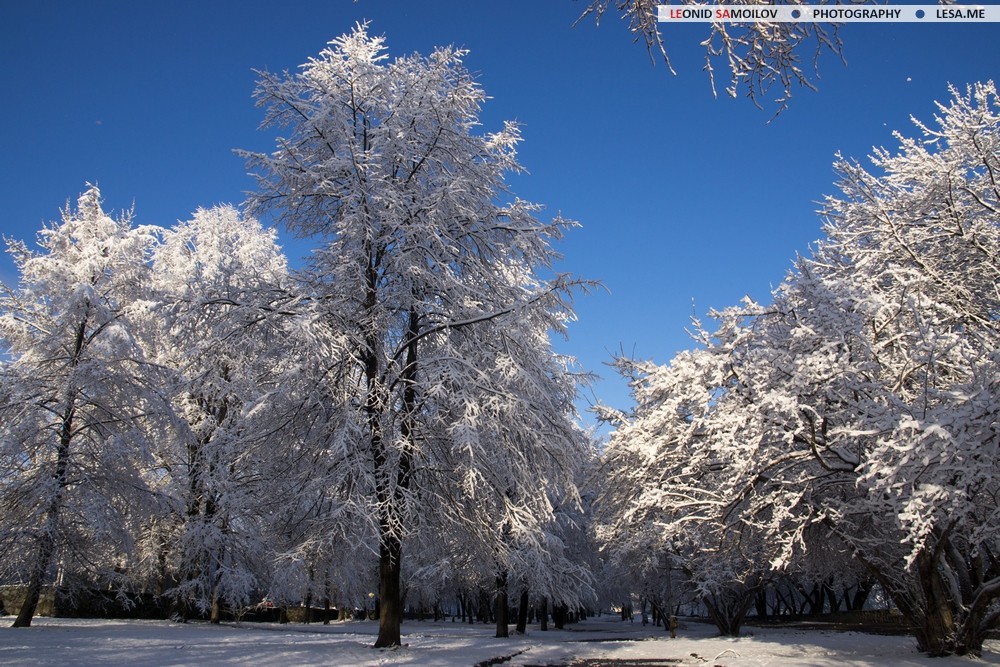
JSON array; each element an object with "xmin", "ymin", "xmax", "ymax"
[{"xmin": 2, "ymin": 1, "xmax": 998, "ymax": 432}]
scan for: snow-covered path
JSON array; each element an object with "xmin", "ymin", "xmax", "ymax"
[{"xmin": 1, "ymin": 614, "xmax": 998, "ymax": 666}]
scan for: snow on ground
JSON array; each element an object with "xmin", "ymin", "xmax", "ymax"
[{"xmin": 1, "ymin": 614, "xmax": 998, "ymax": 666}]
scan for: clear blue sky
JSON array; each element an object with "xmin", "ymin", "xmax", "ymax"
[{"xmin": 2, "ymin": 1, "xmax": 998, "ymax": 433}]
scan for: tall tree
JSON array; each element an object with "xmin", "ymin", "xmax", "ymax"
[
  {"xmin": 242, "ymin": 24, "xmax": 591, "ymax": 647},
  {"xmin": 0, "ymin": 186, "xmax": 163, "ymax": 627},
  {"xmin": 142, "ymin": 205, "xmax": 295, "ymax": 621}
]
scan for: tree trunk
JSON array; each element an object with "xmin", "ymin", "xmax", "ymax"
[
  {"xmin": 912, "ymin": 550, "xmax": 957, "ymax": 656},
  {"xmin": 515, "ymin": 589, "xmax": 529, "ymax": 634},
  {"xmin": 774, "ymin": 585, "xmax": 794, "ymax": 616},
  {"xmin": 796, "ymin": 582, "xmax": 824, "ymax": 615},
  {"xmin": 13, "ymin": 527, "xmax": 55, "ymax": 627},
  {"xmin": 13, "ymin": 383, "xmax": 78, "ymax": 628},
  {"xmin": 495, "ymin": 572, "xmax": 509, "ymax": 638},
  {"xmin": 754, "ymin": 590, "xmax": 768, "ymax": 619},
  {"xmin": 553, "ymin": 603, "xmax": 567, "ymax": 629},
  {"xmin": 539, "ymin": 597, "xmax": 548, "ymax": 631},
  {"xmin": 210, "ymin": 589, "xmax": 221, "ymax": 624},
  {"xmin": 374, "ymin": 534, "xmax": 403, "ymax": 647},
  {"xmin": 479, "ymin": 588, "xmax": 491, "ymax": 623},
  {"xmin": 702, "ymin": 585, "xmax": 756, "ymax": 637},
  {"xmin": 373, "ymin": 308, "xmax": 419, "ymax": 649},
  {"xmin": 848, "ymin": 580, "xmax": 872, "ymax": 611},
  {"xmin": 824, "ymin": 581, "xmax": 840, "ymax": 614}
]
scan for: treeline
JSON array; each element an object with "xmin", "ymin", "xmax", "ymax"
[{"xmin": 594, "ymin": 81, "xmax": 1000, "ymax": 658}]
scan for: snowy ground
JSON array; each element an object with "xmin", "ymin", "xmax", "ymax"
[{"xmin": 1, "ymin": 613, "xmax": 998, "ymax": 666}]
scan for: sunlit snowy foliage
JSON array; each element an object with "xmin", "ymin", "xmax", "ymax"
[
  {"xmin": 241, "ymin": 23, "xmax": 595, "ymax": 645},
  {"xmin": 597, "ymin": 81, "xmax": 999, "ymax": 656},
  {"xmin": 0, "ymin": 187, "xmax": 166, "ymax": 626},
  {"xmin": 0, "ymin": 27, "xmax": 598, "ymax": 635}
]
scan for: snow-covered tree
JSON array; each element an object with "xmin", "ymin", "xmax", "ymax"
[
  {"xmin": 242, "ymin": 24, "xmax": 593, "ymax": 646},
  {"xmin": 594, "ymin": 344, "xmax": 773, "ymax": 636},
  {"xmin": 803, "ymin": 80, "xmax": 1000, "ymax": 655},
  {"xmin": 0, "ymin": 187, "xmax": 164, "ymax": 627},
  {"xmin": 142, "ymin": 205, "xmax": 297, "ymax": 621}
]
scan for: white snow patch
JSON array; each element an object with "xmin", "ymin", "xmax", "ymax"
[{"xmin": 1, "ymin": 614, "xmax": 997, "ymax": 666}]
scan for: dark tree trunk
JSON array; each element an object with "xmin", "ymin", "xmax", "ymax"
[
  {"xmin": 553, "ymin": 603, "xmax": 567, "ymax": 629},
  {"xmin": 374, "ymin": 534, "xmax": 403, "ymax": 647},
  {"xmin": 824, "ymin": 581, "xmax": 841, "ymax": 614},
  {"xmin": 796, "ymin": 582, "xmax": 824, "ymax": 615},
  {"xmin": 479, "ymin": 588, "xmax": 491, "ymax": 623},
  {"xmin": 912, "ymin": 550, "xmax": 957, "ymax": 657},
  {"xmin": 515, "ymin": 589, "xmax": 529, "ymax": 634},
  {"xmin": 754, "ymin": 590, "xmax": 768, "ymax": 619},
  {"xmin": 539, "ymin": 597, "xmax": 548, "ymax": 631},
  {"xmin": 370, "ymin": 301, "xmax": 418, "ymax": 648},
  {"xmin": 702, "ymin": 585, "xmax": 756, "ymax": 637},
  {"xmin": 458, "ymin": 590, "xmax": 472, "ymax": 624},
  {"xmin": 14, "ymin": 370, "xmax": 80, "ymax": 628},
  {"xmin": 773, "ymin": 587, "xmax": 789, "ymax": 616},
  {"xmin": 848, "ymin": 580, "xmax": 873, "ymax": 611},
  {"xmin": 495, "ymin": 572, "xmax": 509, "ymax": 638},
  {"xmin": 13, "ymin": 527, "xmax": 55, "ymax": 627}
]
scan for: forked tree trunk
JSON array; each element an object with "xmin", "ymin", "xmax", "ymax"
[
  {"xmin": 912, "ymin": 550, "xmax": 957, "ymax": 657},
  {"xmin": 702, "ymin": 585, "xmax": 757, "ymax": 637},
  {"xmin": 847, "ymin": 580, "xmax": 873, "ymax": 612}
]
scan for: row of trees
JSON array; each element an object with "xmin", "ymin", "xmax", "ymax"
[
  {"xmin": 595, "ymin": 81, "xmax": 1000, "ymax": 657},
  {"xmin": 0, "ymin": 25, "xmax": 595, "ymax": 646}
]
